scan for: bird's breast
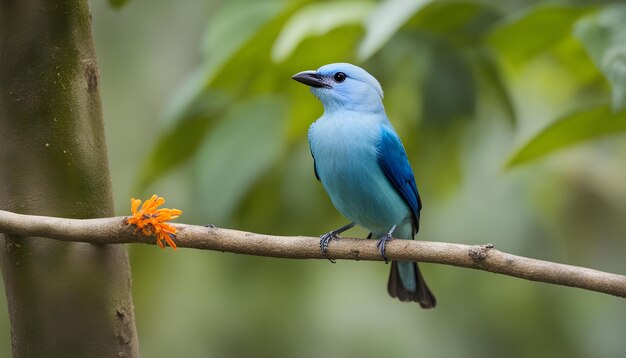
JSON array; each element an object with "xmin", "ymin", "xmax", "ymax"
[{"xmin": 308, "ymin": 115, "xmax": 410, "ymax": 232}]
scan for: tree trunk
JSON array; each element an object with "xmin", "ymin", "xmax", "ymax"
[{"xmin": 0, "ymin": 0, "xmax": 139, "ymax": 356}]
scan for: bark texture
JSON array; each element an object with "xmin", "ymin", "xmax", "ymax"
[
  {"xmin": 0, "ymin": 1, "xmax": 139, "ymax": 356},
  {"xmin": 0, "ymin": 211, "xmax": 624, "ymax": 299}
]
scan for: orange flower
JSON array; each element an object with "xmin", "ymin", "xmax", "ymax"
[{"xmin": 125, "ymin": 195, "xmax": 182, "ymax": 250}]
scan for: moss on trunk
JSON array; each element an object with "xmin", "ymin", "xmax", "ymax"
[{"xmin": 0, "ymin": 0, "xmax": 139, "ymax": 356}]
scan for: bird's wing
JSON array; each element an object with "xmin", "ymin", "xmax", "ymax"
[
  {"xmin": 308, "ymin": 124, "xmax": 321, "ymax": 181},
  {"xmin": 310, "ymin": 148, "xmax": 320, "ymax": 181},
  {"xmin": 377, "ymin": 125, "xmax": 422, "ymax": 231}
]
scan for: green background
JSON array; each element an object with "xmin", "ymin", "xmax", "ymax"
[{"xmin": 1, "ymin": 0, "xmax": 625, "ymax": 356}]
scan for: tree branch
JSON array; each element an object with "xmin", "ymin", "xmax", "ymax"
[{"xmin": 1, "ymin": 209, "xmax": 625, "ymax": 298}]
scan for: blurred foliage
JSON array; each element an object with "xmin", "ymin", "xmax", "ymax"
[
  {"xmin": 138, "ymin": 0, "xmax": 626, "ymax": 194},
  {"xmin": 3, "ymin": 0, "xmax": 625, "ymax": 357},
  {"xmin": 507, "ymin": 104, "xmax": 626, "ymax": 166},
  {"xmin": 108, "ymin": 0, "xmax": 129, "ymax": 10},
  {"xmin": 575, "ymin": 4, "xmax": 626, "ymax": 111},
  {"xmin": 487, "ymin": 5, "xmax": 593, "ymax": 67}
]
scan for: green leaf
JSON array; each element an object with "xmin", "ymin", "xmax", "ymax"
[
  {"xmin": 148, "ymin": 1, "xmax": 293, "ymax": 189},
  {"xmin": 551, "ymin": 35, "xmax": 602, "ymax": 85},
  {"xmin": 108, "ymin": 0, "xmax": 130, "ymax": 9},
  {"xmin": 201, "ymin": 3, "xmax": 305, "ymax": 94},
  {"xmin": 202, "ymin": 0, "xmax": 286, "ymax": 75},
  {"xmin": 271, "ymin": 1, "xmax": 373, "ymax": 62},
  {"xmin": 575, "ymin": 5, "xmax": 626, "ymax": 111},
  {"xmin": 403, "ymin": 1, "xmax": 501, "ymax": 45},
  {"xmin": 358, "ymin": 1, "xmax": 501, "ymax": 61},
  {"xmin": 488, "ymin": 5, "xmax": 593, "ymax": 66},
  {"xmin": 192, "ymin": 96, "xmax": 287, "ymax": 223},
  {"xmin": 162, "ymin": 0, "xmax": 287, "ymax": 122},
  {"xmin": 358, "ymin": 0, "xmax": 430, "ymax": 61},
  {"xmin": 507, "ymin": 104, "xmax": 626, "ymax": 167},
  {"xmin": 135, "ymin": 92, "xmax": 229, "ymax": 190}
]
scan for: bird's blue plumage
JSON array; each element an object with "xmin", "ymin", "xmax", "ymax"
[
  {"xmin": 378, "ymin": 125, "xmax": 422, "ymax": 233},
  {"xmin": 293, "ymin": 62, "xmax": 435, "ymax": 307},
  {"xmin": 309, "ymin": 149, "xmax": 320, "ymax": 181}
]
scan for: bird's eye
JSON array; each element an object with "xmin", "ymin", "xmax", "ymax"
[{"xmin": 333, "ymin": 72, "xmax": 346, "ymax": 83}]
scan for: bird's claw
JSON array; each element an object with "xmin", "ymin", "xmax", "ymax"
[
  {"xmin": 376, "ymin": 234, "xmax": 392, "ymax": 264},
  {"xmin": 319, "ymin": 223, "xmax": 355, "ymax": 264},
  {"xmin": 320, "ymin": 232, "xmax": 337, "ymax": 263}
]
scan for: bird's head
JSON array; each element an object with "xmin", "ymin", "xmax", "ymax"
[{"xmin": 292, "ymin": 63, "xmax": 384, "ymax": 113}]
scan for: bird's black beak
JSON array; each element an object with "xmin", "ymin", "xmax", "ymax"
[{"xmin": 291, "ymin": 71, "xmax": 330, "ymax": 88}]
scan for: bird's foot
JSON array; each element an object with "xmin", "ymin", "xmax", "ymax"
[
  {"xmin": 320, "ymin": 231, "xmax": 338, "ymax": 263},
  {"xmin": 376, "ymin": 225, "xmax": 397, "ymax": 264},
  {"xmin": 319, "ymin": 222, "xmax": 355, "ymax": 264},
  {"xmin": 376, "ymin": 235, "xmax": 391, "ymax": 264}
]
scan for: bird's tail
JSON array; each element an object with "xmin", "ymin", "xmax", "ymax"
[{"xmin": 388, "ymin": 261, "xmax": 436, "ymax": 309}]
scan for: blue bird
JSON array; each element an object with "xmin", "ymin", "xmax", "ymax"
[{"xmin": 292, "ymin": 63, "xmax": 436, "ymax": 308}]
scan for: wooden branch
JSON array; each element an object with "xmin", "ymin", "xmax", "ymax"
[{"xmin": 1, "ymin": 209, "xmax": 625, "ymax": 298}]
